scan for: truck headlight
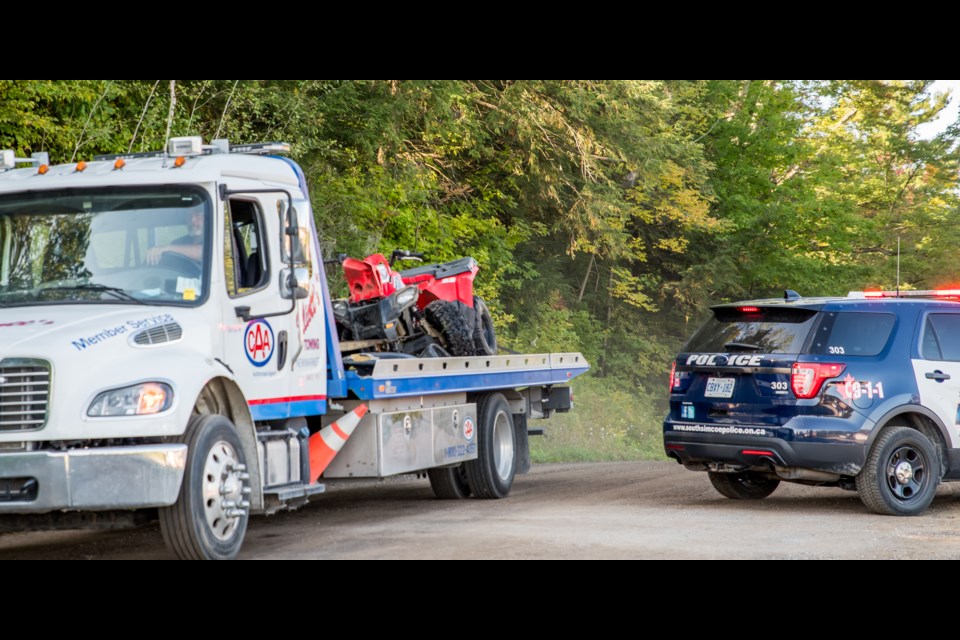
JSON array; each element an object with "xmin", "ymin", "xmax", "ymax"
[{"xmin": 88, "ymin": 382, "xmax": 173, "ymax": 417}]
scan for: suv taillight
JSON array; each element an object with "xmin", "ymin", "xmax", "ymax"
[
  {"xmin": 669, "ymin": 361, "xmax": 677, "ymax": 393},
  {"xmin": 791, "ymin": 362, "xmax": 846, "ymax": 399}
]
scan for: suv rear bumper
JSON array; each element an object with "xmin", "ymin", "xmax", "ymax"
[{"xmin": 663, "ymin": 422, "xmax": 867, "ymax": 476}]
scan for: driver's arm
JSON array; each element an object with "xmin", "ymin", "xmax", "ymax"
[{"xmin": 146, "ymin": 242, "xmax": 202, "ymax": 265}]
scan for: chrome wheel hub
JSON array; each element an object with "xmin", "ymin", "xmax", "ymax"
[
  {"xmin": 492, "ymin": 410, "xmax": 514, "ymax": 482},
  {"xmin": 201, "ymin": 440, "xmax": 250, "ymax": 541},
  {"xmin": 895, "ymin": 461, "xmax": 914, "ymax": 485}
]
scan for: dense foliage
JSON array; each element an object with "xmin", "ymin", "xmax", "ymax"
[{"xmin": 4, "ymin": 80, "xmax": 957, "ymax": 458}]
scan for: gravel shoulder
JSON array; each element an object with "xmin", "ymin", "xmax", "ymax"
[{"xmin": 3, "ymin": 461, "xmax": 960, "ymax": 559}]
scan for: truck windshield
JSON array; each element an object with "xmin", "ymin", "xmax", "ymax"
[{"xmin": 0, "ymin": 186, "xmax": 211, "ymax": 307}]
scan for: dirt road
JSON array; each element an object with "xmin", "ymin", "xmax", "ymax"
[{"xmin": 4, "ymin": 461, "xmax": 960, "ymax": 559}]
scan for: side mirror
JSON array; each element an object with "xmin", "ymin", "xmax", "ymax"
[
  {"xmin": 286, "ymin": 205, "xmax": 299, "ymax": 237},
  {"xmin": 280, "ymin": 267, "xmax": 310, "ymax": 300}
]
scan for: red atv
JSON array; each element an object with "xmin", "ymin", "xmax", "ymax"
[{"xmin": 331, "ymin": 249, "xmax": 497, "ymax": 358}]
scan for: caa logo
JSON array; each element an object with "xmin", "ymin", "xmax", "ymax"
[
  {"xmin": 244, "ymin": 319, "xmax": 274, "ymax": 367},
  {"xmin": 463, "ymin": 417, "xmax": 475, "ymax": 442}
]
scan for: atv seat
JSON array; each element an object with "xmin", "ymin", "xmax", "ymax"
[{"xmin": 400, "ymin": 257, "xmax": 477, "ymax": 282}]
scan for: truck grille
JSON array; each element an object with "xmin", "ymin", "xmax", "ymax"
[
  {"xmin": 0, "ymin": 363, "xmax": 51, "ymax": 431},
  {"xmin": 133, "ymin": 322, "xmax": 183, "ymax": 345}
]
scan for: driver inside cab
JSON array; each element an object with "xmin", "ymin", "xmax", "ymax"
[{"xmin": 146, "ymin": 209, "xmax": 204, "ymax": 265}]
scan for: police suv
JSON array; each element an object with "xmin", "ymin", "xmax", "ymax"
[{"xmin": 663, "ymin": 289, "xmax": 960, "ymax": 516}]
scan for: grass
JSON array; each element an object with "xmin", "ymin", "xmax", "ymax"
[{"xmin": 528, "ymin": 376, "xmax": 669, "ymax": 463}]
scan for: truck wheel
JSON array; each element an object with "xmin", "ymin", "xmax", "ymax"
[
  {"xmin": 425, "ymin": 300, "xmax": 476, "ymax": 357},
  {"xmin": 464, "ymin": 393, "xmax": 515, "ymax": 499},
  {"xmin": 428, "ymin": 465, "xmax": 472, "ymax": 499},
  {"xmin": 159, "ymin": 414, "xmax": 250, "ymax": 560},
  {"xmin": 473, "ymin": 296, "xmax": 497, "ymax": 356},
  {"xmin": 708, "ymin": 471, "xmax": 779, "ymax": 499},
  {"xmin": 856, "ymin": 426, "xmax": 940, "ymax": 516}
]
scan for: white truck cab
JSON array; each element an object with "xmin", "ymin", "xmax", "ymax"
[{"xmin": 0, "ymin": 138, "xmax": 588, "ymax": 559}]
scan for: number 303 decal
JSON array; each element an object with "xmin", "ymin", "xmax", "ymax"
[{"xmin": 828, "ymin": 346, "xmax": 845, "ymax": 354}]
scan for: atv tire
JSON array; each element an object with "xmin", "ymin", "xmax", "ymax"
[
  {"xmin": 425, "ymin": 300, "xmax": 476, "ymax": 357},
  {"xmin": 473, "ymin": 296, "xmax": 497, "ymax": 356}
]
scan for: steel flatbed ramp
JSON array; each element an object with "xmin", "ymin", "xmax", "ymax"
[{"xmin": 344, "ymin": 352, "xmax": 589, "ymax": 400}]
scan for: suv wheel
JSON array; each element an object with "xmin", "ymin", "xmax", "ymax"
[{"xmin": 856, "ymin": 426, "xmax": 940, "ymax": 516}]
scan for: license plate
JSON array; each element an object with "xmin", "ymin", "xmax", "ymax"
[{"xmin": 704, "ymin": 377, "xmax": 735, "ymax": 398}]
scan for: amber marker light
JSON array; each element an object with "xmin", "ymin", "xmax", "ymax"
[
  {"xmin": 173, "ymin": 156, "xmax": 186, "ymax": 168},
  {"xmin": 37, "ymin": 164, "xmax": 49, "ymax": 175},
  {"xmin": 76, "ymin": 161, "xmax": 87, "ymax": 172},
  {"xmin": 114, "ymin": 158, "xmax": 126, "ymax": 170}
]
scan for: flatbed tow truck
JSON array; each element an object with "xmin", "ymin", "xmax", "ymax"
[{"xmin": 0, "ymin": 138, "xmax": 588, "ymax": 558}]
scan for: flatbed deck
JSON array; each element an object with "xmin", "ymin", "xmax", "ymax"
[{"xmin": 343, "ymin": 353, "xmax": 589, "ymax": 400}]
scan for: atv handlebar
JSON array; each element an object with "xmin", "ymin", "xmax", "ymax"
[{"xmin": 390, "ymin": 250, "xmax": 425, "ymax": 267}]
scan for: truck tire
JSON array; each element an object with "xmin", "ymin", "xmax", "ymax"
[
  {"xmin": 473, "ymin": 296, "xmax": 497, "ymax": 356},
  {"xmin": 856, "ymin": 426, "xmax": 940, "ymax": 516},
  {"xmin": 464, "ymin": 393, "xmax": 515, "ymax": 499},
  {"xmin": 425, "ymin": 300, "xmax": 476, "ymax": 357},
  {"xmin": 159, "ymin": 414, "xmax": 250, "ymax": 560},
  {"xmin": 708, "ymin": 471, "xmax": 779, "ymax": 500},
  {"xmin": 428, "ymin": 465, "xmax": 472, "ymax": 499}
]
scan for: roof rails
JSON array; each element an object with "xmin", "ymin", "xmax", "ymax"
[
  {"xmin": 848, "ymin": 289, "xmax": 960, "ymax": 299},
  {"xmin": 93, "ymin": 137, "xmax": 290, "ymax": 162}
]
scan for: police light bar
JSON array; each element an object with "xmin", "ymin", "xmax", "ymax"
[{"xmin": 848, "ymin": 290, "xmax": 960, "ymax": 299}]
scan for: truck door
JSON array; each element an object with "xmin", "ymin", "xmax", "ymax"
[
  {"xmin": 284, "ymin": 199, "xmax": 328, "ymax": 415},
  {"xmin": 220, "ymin": 194, "xmax": 302, "ymax": 421}
]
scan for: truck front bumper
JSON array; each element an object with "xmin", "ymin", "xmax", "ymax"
[{"xmin": 0, "ymin": 445, "xmax": 187, "ymax": 513}]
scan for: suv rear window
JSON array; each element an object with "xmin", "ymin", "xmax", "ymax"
[
  {"xmin": 683, "ymin": 308, "xmax": 896, "ymax": 356},
  {"xmin": 683, "ymin": 307, "xmax": 818, "ymax": 354},
  {"xmin": 807, "ymin": 311, "xmax": 895, "ymax": 357}
]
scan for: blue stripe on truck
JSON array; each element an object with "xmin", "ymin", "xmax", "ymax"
[{"xmin": 345, "ymin": 366, "xmax": 589, "ymax": 400}]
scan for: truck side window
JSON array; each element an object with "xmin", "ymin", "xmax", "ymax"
[
  {"xmin": 278, "ymin": 200, "xmax": 312, "ymax": 276},
  {"xmin": 224, "ymin": 199, "xmax": 268, "ymax": 297}
]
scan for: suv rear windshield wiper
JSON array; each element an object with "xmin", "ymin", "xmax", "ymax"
[
  {"xmin": 41, "ymin": 284, "xmax": 148, "ymax": 305},
  {"xmin": 724, "ymin": 341, "xmax": 763, "ymax": 351}
]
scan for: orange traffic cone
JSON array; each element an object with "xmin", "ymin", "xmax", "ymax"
[{"xmin": 309, "ymin": 404, "xmax": 368, "ymax": 483}]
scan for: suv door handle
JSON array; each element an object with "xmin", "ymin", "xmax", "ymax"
[{"xmin": 926, "ymin": 371, "xmax": 951, "ymax": 382}]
